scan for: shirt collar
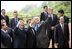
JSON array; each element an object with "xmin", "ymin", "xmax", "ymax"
[
  {"xmin": 2, "ymin": 14, "xmax": 6, "ymax": 17},
  {"xmin": 51, "ymin": 14, "xmax": 53, "ymax": 17},
  {"xmin": 63, "ymin": 15, "xmax": 65, "ymax": 18},
  {"xmin": 44, "ymin": 11, "xmax": 48, "ymax": 14},
  {"xmin": 1, "ymin": 29, "xmax": 8, "ymax": 33},
  {"xmin": 14, "ymin": 18, "xmax": 18, "ymax": 20},
  {"xmin": 60, "ymin": 23, "xmax": 64, "ymax": 27},
  {"xmin": 18, "ymin": 27, "xmax": 23, "ymax": 30}
]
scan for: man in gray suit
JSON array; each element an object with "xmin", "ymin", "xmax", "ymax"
[
  {"xmin": 10, "ymin": 11, "xmax": 22, "ymax": 29},
  {"xmin": 33, "ymin": 16, "xmax": 51, "ymax": 48}
]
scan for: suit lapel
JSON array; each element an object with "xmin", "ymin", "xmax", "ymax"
[
  {"xmin": 59, "ymin": 24, "xmax": 63, "ymax": 33},
  {"xmin": 64, "ymin": 24, "xmax": 65, "ymax": 33},
  {"xmin": 59, "ymin": 23, "xmax": 65, "ymax": 34},
  {"xmin": 14, "ymin": 18, "xmax": 16, "ymax": 25},
  {"xmin": 44, "ymin": 12, "xmax": 48, "ymax": 17},
  {"xmin": 18, "ymin": 18, "xmax": 19, "ymax": 21},
  {"xmin": 43, "ymin": 12, "xmax": 46, "ymax": 17}
]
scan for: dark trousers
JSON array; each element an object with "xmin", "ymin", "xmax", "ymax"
[
  {"xmin": 13, "ymin": 37, "xmax": 19, "ymax": 48},
  {"xmin": 48, "ymin": 30, "xmax": 54, "ymax": 48},
  {"xmin": 58, "ymin": 40, "xmax": 69, "ymax": 48}
]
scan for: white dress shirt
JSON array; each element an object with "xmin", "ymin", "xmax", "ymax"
[
  {"xmin": 1, "ymin": 29, "xmax": 10, "ymax": 37},
  {"xmin": 1, "ymin": 29, "xmax": 8, "ymax": 34},
  {"xmin": 51, "ymin": 14, "xmax": 53, "ymax": 21},
  {"xmin": 60, "ymin": 23, "xmax": 64, "ymax": 32}
]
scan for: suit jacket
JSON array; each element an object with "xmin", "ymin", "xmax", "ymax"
[
  {"xmin": 14, "ymin": 27, "xmax": 27, "ymax": 48},
  {"xmin": 48, "ymin": 14, "xmax": 58, "ymax": 39},
  {"xmin": 7, "ymin": 27, "xmax": 14, "ymax": 40},
  {"xmin": 10, "ymin": 18, "xmax": 22, "ymax": 29},
  {"xmin": 7, "ymin": 27, "xmax": 15, "ymax": 47},
  {"xmin": 54, "ymin": 23, "xmax": 69, "ymax": 44},
  {"xmin": 50, "ymin": 14, "xmax": 58, "ymax": 26},
  {"xmin": 1, "ymin": 30, "xmax": 12, "ymax": 48},
  {"xmin": 57, "ymin": 15, "xmax": 69, "ymax": 24},
  {"xmin": 1, "ymin": 15, "xmax": 9, "ymax": 26},
  {"xmin": 36, "ymin": 17, "xmax": 51, "ymax": 48},
  {"xmin": 26, "ymin": 26, "xmax": 36, "ymax": 48},
  {"xmin": 40, "ymin": 12, "xmax": 48, "ymax": 21},
  {"xmin": 40, "ymin": 12, "xmax": 52, "ymax": 44}
]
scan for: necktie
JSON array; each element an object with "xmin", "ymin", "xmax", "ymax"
[
  {"xmin": 15, "ymin": 19, "xmax": 18, "ymax": 25},
  {"xmin": 45, "ymin": 12, "xmax": 47, "ymax": 16},
  {"xmin": 35, "ymin": 24, "xmax": 39, "ymax": 32},
  {"xmin": 51, "ymin": 15, "xmax": 53, "ymax": 21},
  {"xmin": 62, "ymin": 24, "xmax": 64, "ymax": 33}
]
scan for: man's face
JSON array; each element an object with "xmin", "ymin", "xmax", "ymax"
[
  {"xmin": 19, "ymin": 22, "xmax": 24, "ymax": 29},
  {"xmin": 58, "ymin": 13, "xmax": 63, "ymax": 16},
  {"xmin": 59, "ymin": 17, "xmax": 64, "ymax": 24},
  {"xmin": 34, "ymin": 18, "xmax": 39, "ymax": 24},
  {"xmin": 13, "ymin": 13, "xmax": 18, "ymax": 18},
  {"xmin": 1, "ymin": 20, "xmax": 6, "ymax": 24},
  {"xmin": 50, "ymin": 9, "xmax": 53, "ymax": 14},
  {"xmin": 44, "ymin": 7, "xmax": 48, "ymax": 12},
  {"xmin": 2, "ymin": 10, "xmax": 5, "ymax": 15},
  {"xmin": 2, "ymin": 23, "xmax": 7, "ymax": 30},
  {"xmin": 28, "ymin": 20, "xmax": 31, "ymax": 25},
  {"xmin": 48, "ymin": 9, "xmax": 53, "ymax": 14}
]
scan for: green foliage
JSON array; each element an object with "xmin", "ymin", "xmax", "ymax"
[{"xmin": 6, "ymin": 1, "xmax": 71, "ymax": 23}]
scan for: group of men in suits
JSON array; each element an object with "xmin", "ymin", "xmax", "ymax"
[
  {"xmin": 1, "ymin": 9, "xmax": 37, "ymax": 48},
  {"xmin": 1, "ymin": 5, "xmax": 69, "ymax": 48},
  {"xmin": 40, "ymin": 6, "xmax": 69, "ymax": 48}
]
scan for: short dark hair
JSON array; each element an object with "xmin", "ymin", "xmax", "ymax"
[
  {"xmin": 43, "ymin": 6, "xmax": 48, "ymax": 9},
  {"xmin": 1, "ymin": 19, "xmax": 5, "ymax": 21},
  {"xmin": 58, "ymin": 9, "xmax": 64, "ymax": 14},
  {"xmin": 13, "ymin": 10, "xmax": 17, "ymax": 13},
  {"xmin": 1, "ymin": 9, "xmax": 5, "ymax": 12},
  {"xmin": 26, "ymin": 19, "xmax": 31, "ymax": 23}
]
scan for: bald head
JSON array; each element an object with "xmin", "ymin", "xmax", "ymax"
[
  {"xmin": 49, "ymin": 7, "xmax": 53, "ymax": 10},
  {"xmin": 48, "ymin": 7, "xmax": 53, "ymax": 14},
  {"xmin": 59, "ymin": 17, "xmax": 64, "ymax": 24},
  {"xmin": 33, "ymin": 17, "xmax": 38, "ymax": 20},
  {"xmin": 33, "ymin": 17, "xmax": 39, "ymax": 24}
]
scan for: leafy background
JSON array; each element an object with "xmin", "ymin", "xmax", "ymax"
[{"xmin": 6, "ymin": 1, "xmax": 71, "ymax": 25}]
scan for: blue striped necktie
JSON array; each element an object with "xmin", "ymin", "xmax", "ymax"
[{"xmin": 36, "ymin": 24, "xmax": 39, "ymax": 32}]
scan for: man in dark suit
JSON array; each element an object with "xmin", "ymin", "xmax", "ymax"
[
  {"xmin": 26, "ymin": 19, "xmax": 36, "ymax": 48},
  {"xmin": 1, "ymin": 19, "xmax": 14, "ymax": 48},
  {"xmin": 57, "ymin": 9, "xmax": 69, "ymax": 24},
  {"xmin": 40, "ymin": 6, "xmax": 48, "ymax": 21},
  {"xmin": 40, "ymin": 6, "xmax": 51, "ymax": 47},
  {"xmin": 1, "ymin": 9, "xmax": 9, "ymax": 26},
  {"xmin": 54, "ymin": 17, "xmax": 69, "ymax": 48},
  {"xmin": 10, "ymin": 11, "xmax": 22, "ymax": 29},
  {"xmin": 13, "ymin": 20, "xmax": 27, "ymax": 48},
  {"xmin": 48, "ymin": 8, "xmax": 58, "ymax": 48},
  {"xmin": 33, "ymin": 16, "xmax": 51, "ymax": 48},
  {"xmin": 1, "ymin": 23, "xmax": 12, "ymax": 48}
]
